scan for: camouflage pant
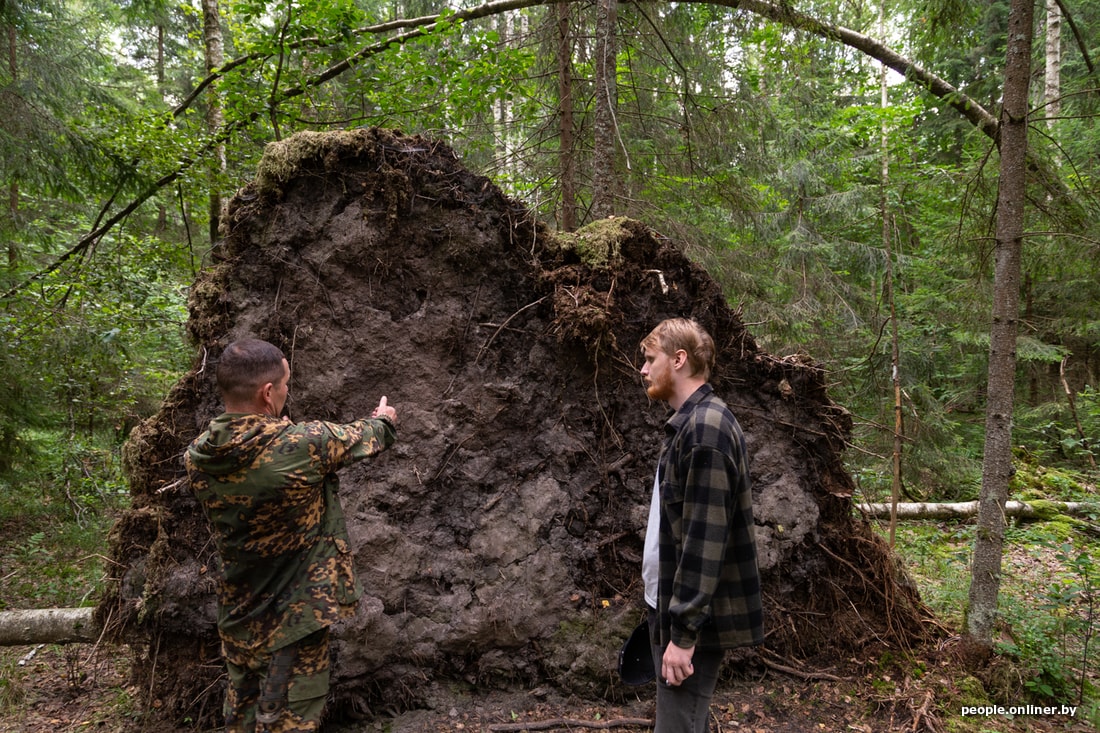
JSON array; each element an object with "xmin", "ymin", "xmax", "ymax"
[{"xmin": 222, "ymin": 628, "xmax": 331, "ymax": 733}]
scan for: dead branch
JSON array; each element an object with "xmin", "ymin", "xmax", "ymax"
[
  {"xmin": 488, "ymin": 717, "xmax": 652, "ymax": 732},
  {"xmin": 910, "ymin": 688, "xmax": 936, "ymax": 732},
  {"xmin": 759, "ymin": 654, "xmax": 849, "ymax": 682},
  {"xmin": 1060, "ymin": 356, "xmax": 1096, "ymax": 469}
]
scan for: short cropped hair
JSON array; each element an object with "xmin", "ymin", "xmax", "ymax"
[
  {"xmin": 640, "ymin": 318, "xmax": 715, "ymax": 381},
  {"xmin": 216, "ymin": 339, "xmax": 286, "ymax": 403}
]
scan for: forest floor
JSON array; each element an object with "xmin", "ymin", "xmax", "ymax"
[
  {"xmin": 2, "ymin": 516, "xmax": 1098, "ymax": 732},
  {"xmin": 3, "ymin": 453, "xmax": 1097, "ymax": 732},
  {"xmin": 0, "ymin": 636, "xmax": 1093, "ymax": 733},
  {"xmin": 3, "ymin": 499, "xmax": 1098, "ymax": 733}
]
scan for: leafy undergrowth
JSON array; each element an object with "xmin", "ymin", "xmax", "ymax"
[
  {"xmin": 881, "ymin": 515, "xmax": 1100, "ymax": 731},
  {"xmin": 0, "ymin": 432, "xmax": 129, "ymax": 612}
]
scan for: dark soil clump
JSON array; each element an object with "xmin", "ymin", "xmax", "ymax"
[{"xmin": 98, "ymin": 128, "xmax": 935, "ymax": 728}]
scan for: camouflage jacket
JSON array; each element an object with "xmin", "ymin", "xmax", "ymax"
[
  {"xmin": 653, "ymin": 384, "xmax": 764, "ymax": 651},
  {"xmin": 185, "ymin": 413, "xmax": 396, "ymax": 655}
]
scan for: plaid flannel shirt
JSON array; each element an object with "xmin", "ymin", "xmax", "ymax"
[{"xmin": 654, "ymin": 384, "xmax": 764, "ymax": 651}]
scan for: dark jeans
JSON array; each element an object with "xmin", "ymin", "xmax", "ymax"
[{"xmin": 648, "ymin": 608, "xmax": 723, "ymax": 733}]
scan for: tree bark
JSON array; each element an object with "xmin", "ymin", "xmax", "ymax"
[
  {"xmin": 591, "ymin": 0, "xmax": 617, "ymax": 220},
  {"xmin": 0, "ymin": 608, "xmax": 99, "ymax": 646},
  {"xmin": 201, "ymin": 0, "xmax": 225, "ymax": 243},
  {"xmin": 556, "ymin": 1, "xmax": 577, "ymax": 232},
  {"xmin": 1045, "ymin": 0, "xmax": 1061, "ymax": 125},
  {"xmin": 6, "ymin": 19, "xmax": 17, "ymax": 268},
  {"xmin": 966, "ymin": 0, "xmax": 1033, "ymax": 652},
  {"xmin": 878, "ymin": 0, "xmax": 902, "ymax": 547},
  {"xmin": 859, "ymin": 500, "xmax": 1098, "ymax": 521}
]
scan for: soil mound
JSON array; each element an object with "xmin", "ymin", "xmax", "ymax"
[{"xmin": 99, "ymin": 128, "xmax": 932, "ymax": 726}]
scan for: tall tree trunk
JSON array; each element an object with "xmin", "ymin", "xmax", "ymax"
[
  {"xmin": 5, "ymin": 179, "xmax": 15, "ymax": 270},
  {"xmin": 156, "ymin": 23, "xmax": 166, "ymax": 92},
  {"xmin": 1029, "ymin": 2, "xmax": 1061, "ymax": 407},
  {"xmin": 591, "ymin": 0, "xmax": 617, "ymax": 220},
  {"xmin": 965, "ymin": 0, "xmax": 1034, "ymax": 653},
  {"xmin": 879, "ymin": 0, "xmax": 902, "ymax": 547},
  {"xmin": 556, "ymin": 1, "xmax": 577, "ymax": 232},
  {"xmin": 495, "ymin": 11, "xmax": 524, "ymax": 181},
  {"xmin": 1044, "ymin": 0, "xmax": 1061, "ymax": 125},
  {"xmin": 155, "ymin": 22, "xmax": 168, "ymax": 234},
  {"xmin": 202, "ymin": 0, "xmax": 225, "ymax": 243},
  {"xmin": 6, "ymin": 19, "xmax": 17, "ymax": 269}
]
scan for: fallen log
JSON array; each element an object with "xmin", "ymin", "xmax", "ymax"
[
  {"xmin": 488, "ymin": 718, "xmax": 653, "ymax": 732},
  {"xmin": 0, "ymin": 607, "xmax": 99, "ymax": 646},
  {"xmin": 857, "ymin": 500, "xmax": 1100, "ymax": 521}
]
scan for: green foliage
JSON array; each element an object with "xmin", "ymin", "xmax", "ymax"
[
  {"xmin": 889, "ymin": 509, "xmax": 1100, "ymax": 720},
  {"xmin": 0, "ymin": 431, "xmax": 130, "ymax": 610},
  {"xmin": 996, "ymin": 533, "xmax": 1098, "ymax": 713},
  {"xmin": 1015, "ymin": 389, "xmax": 1100, "ymax": 471},
  {"xmin": 0, "ymin": 0, "xmax": 142, "ymax": 203},
  {"xmin": 1010, "ymin": 454, "xmax": 1097, "ymax": 504},
  {"xmin": 1, "ymin": 210, "xmax": 190, "ymax": 470}
]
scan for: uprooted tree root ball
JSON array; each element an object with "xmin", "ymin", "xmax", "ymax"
[{"xmin": 97, "ymin": 128, "xmax": 937, "ymax": 728}]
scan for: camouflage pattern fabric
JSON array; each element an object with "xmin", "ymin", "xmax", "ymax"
[
  {"xmin": 223, "ymin": 628, "xmax": 331, "ymax": 733},
  {"xmin": 185, "ymin": 413, "xmax": 396, "ymax": 654}
]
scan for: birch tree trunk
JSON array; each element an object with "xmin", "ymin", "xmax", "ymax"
[
  {"xmin": 0, "ymin": 608, "xmax": 98, "ymax": 646},
  {"xmin": 591, "ymin": 0, "xmax": 617, "ymax": 220},
  {"xmin": 1044, "ymin": 0, "xmax": 1061, "ymax": 125},
  {"xmin": 201, "ymin": 0, "xmax": 225, "ymax": 243},
  {"xmin": 966, "ymin": 0, "xmax": 1033, "ymax": 652},
  {"xmin": 860, "ymin": 500, "xmax": 1097, "ymax": 521}
]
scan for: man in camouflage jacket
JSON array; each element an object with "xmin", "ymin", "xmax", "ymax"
[
  {"xmin": 185, "ymin": 338, "xmax": 397, "ymax": 732},
  {"xmin": 639, "ymin": 319, "xmax": 763, "ymax": 733}
]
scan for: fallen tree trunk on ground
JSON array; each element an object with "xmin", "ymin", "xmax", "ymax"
[
  {"xmin": 0, "ymin": 607, "xmax": 99, "ymax": 646},
  {"xmin": 857, "ymin": 500, "xmax": 1099, "ymax": 521}
]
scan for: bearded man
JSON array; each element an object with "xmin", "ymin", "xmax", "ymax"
[{"xmin": 638, "ymin": 318, "xmax": 763, "ymax": 732}]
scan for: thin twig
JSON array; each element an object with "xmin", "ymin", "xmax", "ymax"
[
  {"xmin": 475, "ymin": 296, "xmax": 547, "ymax": 364},
  {"xmin": 488, "ymin": 717, "xmax": 652, "ymax": 732},
  {"xmin": 156, "ymin": 477, "xmax": 188, "ymax": 495},
  {"xmin": 760, "ymin": 651, "xmax": 850, "ymax": 682}
]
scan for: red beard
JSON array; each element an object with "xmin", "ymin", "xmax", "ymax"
[{"xmin": 645, "ymin": 371, "xmax": 674, "ymax": 402}]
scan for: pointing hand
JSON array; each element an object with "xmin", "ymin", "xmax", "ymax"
[{"xmin": 372, "ymin": 396, "xmax": 397, "ymax": 424}]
